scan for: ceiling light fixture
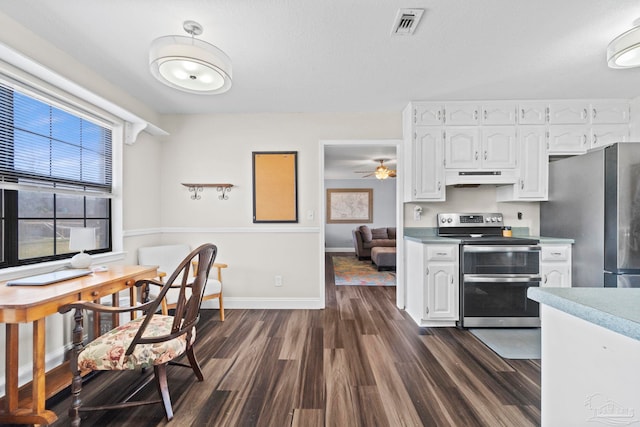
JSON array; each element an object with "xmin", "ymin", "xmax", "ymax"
[
  {"xmin": 149, "ymin": 20, "xmax": 232, "ymax": 94},
  {"xmin": 607, "ymin": 24, "xmax": 640, "ymax": 68}
]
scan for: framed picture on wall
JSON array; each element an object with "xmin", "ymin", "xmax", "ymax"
[
  {"xmin": 326, "ymin": 188, "xmax": 373, "ymax": 224},
  {"xmin": 252, "ymin": 151, "xmax": 298, "ymax": 223}
]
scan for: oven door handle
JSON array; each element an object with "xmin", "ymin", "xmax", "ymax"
[
  {"xmin": 463, "ymin": 274, "xmax": 542, "ymax": 283},
  {"xmin": 463, "ymin": 245, "xmax": 541, "ymax": 253}
]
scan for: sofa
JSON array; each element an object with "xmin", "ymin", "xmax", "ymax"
[{"xmin": 352, "ymin": 225, "xmax": 397, "ymax": 260}]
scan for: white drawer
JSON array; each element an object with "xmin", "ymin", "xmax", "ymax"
[
  {"xmin": 541, "ymin": 245, "xmax": 570, "ymax": 261},
  {"xmin": 426, "ymin": 245, "xmax": 457, "ymax": 261}
]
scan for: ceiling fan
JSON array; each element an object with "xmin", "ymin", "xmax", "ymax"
[{"xmin": 355, "ymin": 159, "xmax": 397, "ymax": 179}]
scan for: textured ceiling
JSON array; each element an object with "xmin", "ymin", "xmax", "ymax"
[
  {"xmin": 1, "ymin": 0, "xmax": 639, "ymax": 116},
  {"xmin": 1, "ymin": 0, "xmax": 640, "ymax": 178}
]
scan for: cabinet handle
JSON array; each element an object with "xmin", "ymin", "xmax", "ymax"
[
  {"xmin": 437, "ymin": 181, "xmax": 441, "ymax": 191},
  {"xmin": 583, "ymin": 108, "xmax": 588, "ymax": 119},
  {"xmin": 450, "ymin": 275, "xmax": 454, "ymax": 284},
  {"xmin": 474, "ymin": 110, "xmax": 478, "ymax": 120},
  {"xmin": 484, "ymin": 150, "xmax": 488, "ymax": 160},
  {"xmin": 442, "ymin": 109, "xmax": 446, "ymax": 124},
  {"xmin": 436, "ymin": 252, "xmax": 447, "ymax": 256},
  {"xmin": 425, "ymin": 306, "xmax": 429, "ymax": 314},
  {"xmin": 592, "ymin": 108, "xmax": 597, "ymax": 119},
  {"xmin": 593, "ymin": 134, "xmax": 598, "ymax": 145},
  {"xmin": 475, "ymin": 151, "xmax": 479, "ymax": 160},
  {"xmin": 544, "ymin": 275, "xmax": 548, "ymax": 284},
  {"xmin": 521, "ymin": 108, "xmax": 525, "ymax": 119},
  {"xmin": 437, "ymin": 110, "xmax": 442, "ymax": 121},
  {"xmin": 551, "ymin": 252, "xmax": 562, "ymax": 256},
  {"xmin": 425, "ymin": 268, "xmax": 429, "ymax": 275},
  {"xmin": 483, "ymin": 110, "xmax": 487, "ymax": 120},
  {"xmin": 520, "ymin": 179, "xmax": 524, "ymax": 190},
  {"xmin": 582, "ymin": 134, "xmax": 587, "ymax": 145},
  {"xmin": 545, "ymin": 107, "xmax": 549, "ymax": 122}
]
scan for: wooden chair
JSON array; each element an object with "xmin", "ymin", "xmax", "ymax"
[
  {"xmin": 59, "ymin": 243, "xmax": 218, "ymax": 426},
  {"xmin": 138, "ymin": 244, "xmax": 227, "ymax": 320}
]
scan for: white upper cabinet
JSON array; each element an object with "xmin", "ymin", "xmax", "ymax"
[
  {"xmin": 590, "ymin": 125, "xmax": 630, "ymax": 149},
  {"xmin": 445, "ymin": 104, "xmax": 479, "ymax": 125},
  {"xmin": 590, "ymin": 101, "xmax": 630, "ymax": 124},
  {"xmin": 518, "ymin": 102, "xmax": 547, "ymax": 125},
  {"xmin": 481, "ymin": 103, "xmax": 517, "ymax": 125},
  {"xmin": 445, "ymin": 127, "xmax": 516, "ymax": 170},
  {"xmin": 413, "ymin": 103, "xmax": 444, "ymax": 126},
  {"xmin": 548, "ymin": 125, "xmax": 589, "ymax": 154},
  {"xmin": 496, "ymin": 126, "xmax": 548, "ymax": 201},
  {"xmin": 413, "ymin": 127, "xmax": 445, "ymax": 200},
  {"xmin": 444, "ymin": 128, "xmax": 479, "ymax": 169},
  {"xmin": 548, "ymin": 101, "xmax": 590, "ymax": 124},
  {"xmin": 481, "ymin": 127, "xmax": 518, "ymax": 169}
]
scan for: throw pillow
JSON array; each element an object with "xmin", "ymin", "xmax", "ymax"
[
  {"xmin": 359, "ymin": 225, "xmax": 373, "ymax": 242},
  {"xmin": 371, "ymin": 228, "xmax": 388, "ymax": 240},
  {"xmin": 388, "ymin": 227, "xmax": 396, "ymax": 239}
]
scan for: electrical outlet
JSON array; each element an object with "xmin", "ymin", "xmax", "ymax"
[{"xmin": 274, "ymin": 275, "xmax": 283, "ymax": 286}]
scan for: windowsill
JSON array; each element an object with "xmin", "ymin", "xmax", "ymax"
[{"xmin": 0, "ymin": 251, "xmax": 127, "ymax": 282}]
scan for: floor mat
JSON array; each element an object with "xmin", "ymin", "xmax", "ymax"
[
  {"xmin": 332, "ymin": 256, "xmax": 396, "ymax": 286},
  {"xmin": 469, "ymin": 328, "xmax": 541, "ymax": 359}
]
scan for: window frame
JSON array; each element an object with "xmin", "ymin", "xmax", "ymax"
[{"xmin": 0, "ymin": 72, "xmax": 124, "ymax": 272}]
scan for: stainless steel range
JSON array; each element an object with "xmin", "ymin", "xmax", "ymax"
[{"xmin": 437, "ymin": 212, "xmax": 541, "ymax": 328}]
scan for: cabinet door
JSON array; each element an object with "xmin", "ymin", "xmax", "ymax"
[
  {"xmin": 518, "ymin": 102, "xmax": 547, "ymax": 125},
  {"xmin": 481, "ymin": 127, "xmax": 517, "ymax": 169},
  {"xmin": 548, "ymin": 125, "xmax": 589, "ymax": 154},
  {"xmin": 445, "ymin": 104, "xmax": 479, "ymax": 125},
  {"xmin": 548, "ymin": 101, "xmax": 590, "ymax": 124},
  {"xmin": 540, "ymin": 265, "xmax": 571, "ymax": 287},
  {"xmin": 517, "ymin": 126, "xmax": 548, "ymax": 199},
  {"xmin": 413, "ymin": 103, "xmax": 444, "ymax": 126},
  {"xmin": 413, "ymin": 127, "xmax": 445, "ymax": 200},
  {"xmin": 426, "ymin": 263, "xmax": 458, "ymax": 320},
  {"xmin": 482, "ymin": 103, "xmax": 517, "ymax": 125},
  {"xmin": 444, "ymin": 128, "xmax": 480, "ymax": 169},
  {"xmin": 590, "ymin": 125, "xmax": 630, "ymax": 149},
  {"xmin": 591, "ymin": 102, "xmax": 630, "ymax": 124}
]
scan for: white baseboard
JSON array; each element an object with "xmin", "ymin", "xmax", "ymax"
[
  {"xmin": 205, "ymin": 297, "xmax": 323, "ymax": 310},
  {"xmin": 325, "ymin": 247, "xmax": 355, "ymax": 253}
]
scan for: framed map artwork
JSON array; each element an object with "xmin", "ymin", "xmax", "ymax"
[{"xmin": 326, "ymin": 188, "xmax": 373, "ymax": 224}]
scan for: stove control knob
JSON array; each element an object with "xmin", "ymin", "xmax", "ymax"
[
  {"xmin": 491, "ymin": 217, "xmax": 497, "ymax": 222},
  {"xmin": 441, "ymin": 217, "xmax": 447, "ymax": 223},
  {"xmin": 447, "ymin": 218, "xmax": 453, "ymax": 223},
  {"xmin": 485, "ymin": 218, "xmax": 490, "ymax": 222},
  {"xmin": 497, "ymin": 216, "xmax": 503, "ymax": 222}
]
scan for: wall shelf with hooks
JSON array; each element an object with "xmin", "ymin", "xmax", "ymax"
[{"xmin": 181, "ymin": 183, "xmax": 233, "ymax": 200}]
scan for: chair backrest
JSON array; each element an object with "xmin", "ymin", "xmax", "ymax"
[{"xmin": 127, "ymin": 244, "xmax": 218, "ymax": 355}]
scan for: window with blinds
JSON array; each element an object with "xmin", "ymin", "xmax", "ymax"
[{"xmin": 0, "ymin": 81, "xmax": 112, "ymax": 267}]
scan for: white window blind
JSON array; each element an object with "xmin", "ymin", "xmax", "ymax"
[{"xmin": 0, "ymin": 81, "xmax": 112, "ymax": 195}]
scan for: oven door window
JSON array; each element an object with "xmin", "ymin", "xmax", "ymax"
[
  {"xmin": 463, "ymin": 278, "xmax": 540, "ymax": 317},
  {"xmin": 463, "ymin": 246, "xmax": 540, "ymax": 275}
]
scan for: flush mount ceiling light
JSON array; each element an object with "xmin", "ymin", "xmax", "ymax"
[
  {"xmin": 149, "ymin": 20, "xmax": 232, "ymax": 94},
  {"xmin": 607, "ymin": 24, "xmax": 640, "ymax": 68}
]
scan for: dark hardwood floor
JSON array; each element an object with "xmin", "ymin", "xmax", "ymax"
[{"xmin": 45, "ymin": 253, "xmax": 540, "ymax": 426}]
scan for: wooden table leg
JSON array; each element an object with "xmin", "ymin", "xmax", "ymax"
[
  {"xmin": 5, "ymin": 323, "xmax": 19, "ymax": 413},
  {"xmin": 130, "ymin": 285, "xmax": 138, "ymax": 320},
  {"xmin": 32, "ymin": 318, "xmax": 46, "ymax": 414}
]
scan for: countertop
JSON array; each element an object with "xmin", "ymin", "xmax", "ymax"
[
  {"xmin": 403, "ymin": 227, "xmax": 574, "ymax": 244},
  {"xmin": 528, "ymin": 287, "xmax": 640, "ymax": 341}
]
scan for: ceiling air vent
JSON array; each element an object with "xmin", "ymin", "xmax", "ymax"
[{"xmin": 391, "ymin": 8, "xmax": 424, "ymax": 36}]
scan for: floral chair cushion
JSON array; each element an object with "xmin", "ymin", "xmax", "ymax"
[{"xmin": 78, "ymin": 314, "xmax": 196, "ymax": 371}]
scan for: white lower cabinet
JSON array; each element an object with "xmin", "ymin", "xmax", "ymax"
[
  {"xmin": 405, "ymin": 240, "xmax": 459, "ymax": 327},
  {"xmin": 539, "ymin": 243, "xmax": 572, "ymax": 287}
]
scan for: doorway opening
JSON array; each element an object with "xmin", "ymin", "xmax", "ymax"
[{"xmin": 319, "ymin": 139, "xmax": 404, "ymax": 309}]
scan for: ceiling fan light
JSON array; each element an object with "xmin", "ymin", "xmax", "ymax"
[
  {"xmin": 149, "ymin": 33, "xmax": 232, "ymax": 94},
  {"xmin": 375, "ymin": 167, "xmax": 390, "ymax": 179},
  {"xmin": 607, "ymin": 25, "xmax": 640, "ymax": 68}
]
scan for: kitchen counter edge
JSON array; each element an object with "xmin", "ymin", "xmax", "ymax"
[{"xmin": 527, "ymin": 287, "xmax": 640, "ymax": 341}]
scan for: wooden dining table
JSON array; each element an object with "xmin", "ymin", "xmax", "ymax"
[{"xmin": 0, "ymin": 264, "xmax": 157, "ymax": 426}]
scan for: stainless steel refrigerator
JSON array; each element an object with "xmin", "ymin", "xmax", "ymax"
[{"xmin": 541, "ymin": 142, "xmax": 640, "ymax": 288}]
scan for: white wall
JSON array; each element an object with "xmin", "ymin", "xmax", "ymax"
[
  {"xmin": 154, "ymin": 113, "xmax": 402, "ymax": 305},
  {"xmin": 324, "ymin": 178, "xmax": 396, "ymax": 250}
]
